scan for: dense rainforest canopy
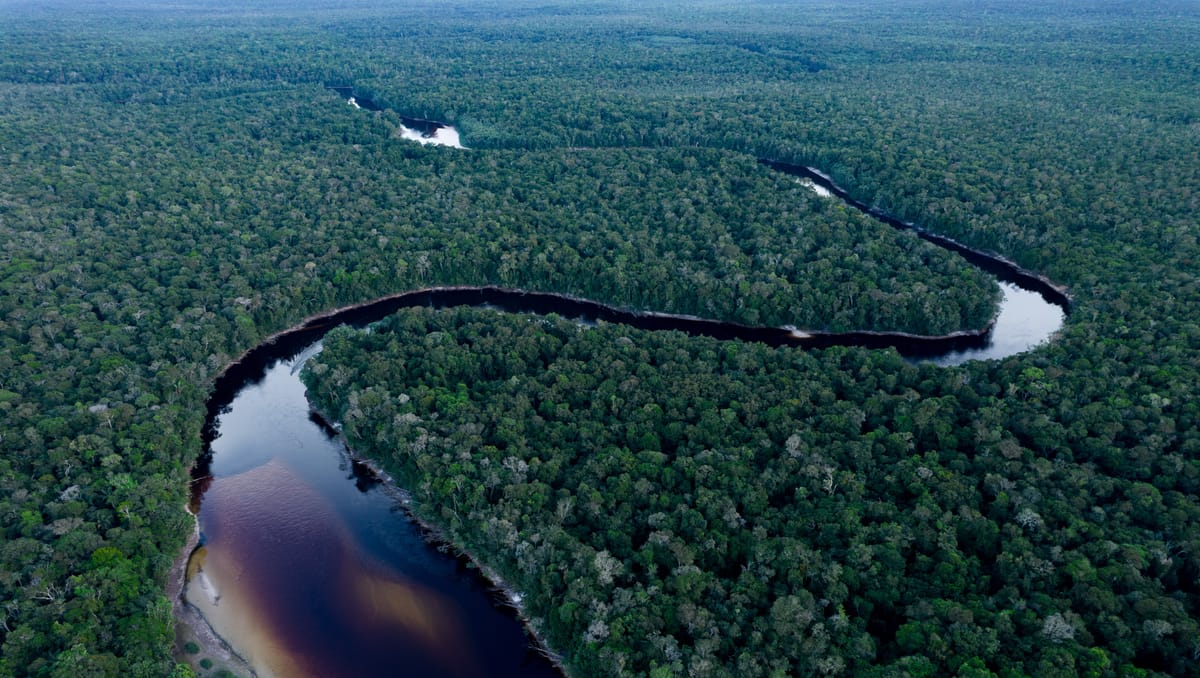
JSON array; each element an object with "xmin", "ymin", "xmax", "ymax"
[
  {"xmin": 307, "ymin": 306, "xmax": 1190, "ymax": 676},
  {"xmin": 1, "ymin": 0, "xmax": 1198, "ymax": 676}
]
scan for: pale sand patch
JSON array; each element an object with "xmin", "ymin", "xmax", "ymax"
[
  {"xmin": 183, "ymin": 459, "xmax": 326, "ymax": 678},
  {"xmin": 171, "ymin": 510, "xmax": 257, "ymax": 677}
]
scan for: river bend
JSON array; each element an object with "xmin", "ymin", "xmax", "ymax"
[{"xmin": 177, "ymin": 104, "xmax": 1070, "ymax": 675}]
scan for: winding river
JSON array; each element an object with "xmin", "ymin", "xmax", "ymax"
[{"xmin": 177, "ymin": 93, "xmax": 1070, "ymax": 677}]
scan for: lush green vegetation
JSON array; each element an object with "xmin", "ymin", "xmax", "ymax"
[
  {"xmin": 1, "ymin": 0, "xmax": 1198, "ymax": 675},
  {"xmin": 307, "ymin": 306, "xmax": 1197, "ymax": 676}
]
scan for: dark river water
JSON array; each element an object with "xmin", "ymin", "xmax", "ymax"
[
  {"xmin": 187, "ymin": 343, "xmax": 562, "ymax": 677},
  {"xmin": 181, "ymin": 149, "xmax": 1069, "ymax": 675},
  {"xmin": 929, "ymin": 281, "xmax": 1064, "ymax": 366}
]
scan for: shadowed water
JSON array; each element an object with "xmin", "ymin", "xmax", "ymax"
[{"xmin": 185, "ymin": 347, "xmax": 559, "ymax": 678}]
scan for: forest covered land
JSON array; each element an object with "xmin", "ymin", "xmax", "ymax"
[{"xmin": 1, "ymin": 0, "xmax": 1199, "ymax": 675}]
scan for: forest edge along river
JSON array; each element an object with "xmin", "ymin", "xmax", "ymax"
[
  {"xmin": 173, "ymin": 195, "xmax": 1070, "ymax": 676},
  {"xmin": 172, "ymin": 99, "xmax": 1070, "ymax": 676}
]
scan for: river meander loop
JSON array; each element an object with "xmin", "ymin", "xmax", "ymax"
[{"xmin": 176, "ymin": 94, "xmax": 1070, "ymax": 675}]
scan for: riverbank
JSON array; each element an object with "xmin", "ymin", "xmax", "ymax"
[
  {"xmin": 307, "ymin": 406, "xmax": 571, "ymax": 676},
  {"xmin": 185, "ymin": 338, "xmax": 566, "ymax": 677},
  {"xmin": 170, "ymin": 508, "xmax": 257, "ymax": 677},
  {"xmin": 758, "ymin": 159, "xmax": 1073, "ymax": 310}
]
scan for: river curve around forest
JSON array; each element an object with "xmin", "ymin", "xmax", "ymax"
[{"xmin": 173, "ymin": 99, "xmax": 1070, "ymax": 676}]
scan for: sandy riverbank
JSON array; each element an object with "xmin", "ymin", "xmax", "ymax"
[{"xmin": 169, "ymin": 507, "xmax": 257, "ymax": 677}]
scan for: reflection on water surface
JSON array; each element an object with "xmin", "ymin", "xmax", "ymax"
[{"xmin": 186, "ymin": 349, "xmax": 559, "ymax": 677}]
